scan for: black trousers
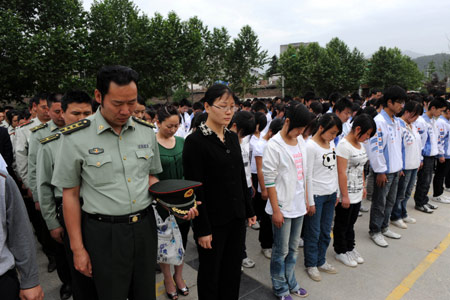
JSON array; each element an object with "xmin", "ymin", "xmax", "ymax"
[
  {"xmin": 252, "ymin": 173, "xmax": 273, "ymax": 249},
  {"xmin": 0, "ymin": 269, "xmax": 20, "ymax": 300},
  {"xmin": 197, "ymin": 218, "xmax": 246, "ymax": 300},
  {"xmin": 414, "ymin": 156, "xmax": 435, "ymax": 206},
  {"xmin": 333, "ymin": 202, "xmax": 361, "ymax": 254},
  {"xmin": 433, "ymin": 159, "xmax": 450, "ymax": 197},
  {"xmin": 83, "ymin": 212, "xmax": 157, "ymax": 300}
]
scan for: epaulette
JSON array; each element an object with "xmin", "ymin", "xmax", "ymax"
[
  {"xmin": 30, "ymin": 122, "xmax": 48, "ymax": 132},
  {"xmin": 60, "ymin": 119, "xmax": 91, "ymax": 135},
  {"xmin": 133, "ymin": 116, "xmax": 155, "ymax": 129},
  {"xmin": 39, "ymin": 133, "xmax": 61, "ymax": 144},
  {"xmin": 18, "ymin": 119, "xmax": 34, "ymax": 128}
]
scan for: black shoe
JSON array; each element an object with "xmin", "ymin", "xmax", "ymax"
[
  {"xmin": 60, "ymin": 283, "xmax": 72, "ymax": 300},
  {"xmin": 425, "ymin": 203, "xmax": 438, "ymax": 210},
  {"xmin": 47, "ymin": 256, "xmax": 57, "ymax": 273},
  {"xmin": 415, "ymin": 205, "xmax": 433, "ymax": 214}
]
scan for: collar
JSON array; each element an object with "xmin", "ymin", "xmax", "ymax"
[
  {"xmin": 380, "ymin": 109, "xmax": 394, "ymax": 125},
  {"xmin": 47, "ymin": 120, "xmax": 60, "ymax": 132},
  {"xmin": 95, "ymin": 108, "xmax": 136, "ymax": 135},
  {"xmin": 198, "ymin": 121, "xmax": 230, "ymax": 137},
  {"xmin": 422, "ymin": 113, "xmax": 432, "ymax": 123}
]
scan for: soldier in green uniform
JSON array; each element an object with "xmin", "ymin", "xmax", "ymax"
[
  {"xmin": 52, "ymin": 66, "xmax": 198, "ymax": 300},
  {"xmin": 37, "ymin": 91, "xmax": 96, "ymax": 300}
]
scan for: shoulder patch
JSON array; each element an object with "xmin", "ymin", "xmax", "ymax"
[
  {"xmin": 60, "ymin": 119, "xmax": 91, "ymax": 135},
  {"xmin": 30, "ymin": 122, "xmax": 48, "ymax": 132},
  {"xmin": 18, "ymin": 119, "xmax": 34, "ymax": 128},
  {"xmin": 40, "ymin": 133, "xmax": 61, "ymax": 144},
  {"xmin": 132, "ymin": 116, "xmax": 155, "ymax": 129}
]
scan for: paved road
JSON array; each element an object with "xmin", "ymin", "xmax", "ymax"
[{"xmin": 37, "ymin": 191, "xmax": 450, "ymax": 300}]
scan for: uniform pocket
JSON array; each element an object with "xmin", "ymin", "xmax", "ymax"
[
  {"xmin": 85, "ymin": 155, "xmax": 114, "ymax": 186},
  {"xmin": 135, "ymin": 149, "xmax": 153, "ymax": 176}
]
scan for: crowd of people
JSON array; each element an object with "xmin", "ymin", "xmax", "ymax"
[{"xmin": 1, "ymin": 65, "xmax": 450, "ymax": 300}]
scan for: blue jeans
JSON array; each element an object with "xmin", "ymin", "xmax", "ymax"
[
  {"xmin": 391, "ymin": 169, "xmax": 418, "ymax": 221},
  {"xmin": 369, "ymin": 172, "xmax": 399, "ymax": 234},
  {"xmin": 271, "ymin": 215, "xmax": 304, "ymax": 297},
  {"xmin": 303, "ymin": 193, "xmax": 336, "ymax": 267}
]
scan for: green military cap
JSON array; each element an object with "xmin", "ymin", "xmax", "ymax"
[{"xmin": 149, "ymin": 179, "xmax": 202, "ymax": 218}]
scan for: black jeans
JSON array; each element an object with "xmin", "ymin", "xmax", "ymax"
[
  {"xmin": 197, "ymin": 218, "xmax": 246, "ymax": 300},
  {"xmin": 252, "ymin": 174, "xmax": 273, "ymax": 249},
  {"xmin": 433, "ymin": 159, "xmax": 450, "ymax": 197},
  {"xmin": 0, "ymin": 269, "xmax": 20, "ymax": 300},
  {"xmin": 414, "ymin": 156, "xmax": 435, "ymax": 206},
  {"xmin": 333, "ymin": 202, "xmax": 361, "ymax": 254}
]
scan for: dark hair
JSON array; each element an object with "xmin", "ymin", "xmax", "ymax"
[
  {"xmin": 254, "ymin": 111, "xmax": 267, "ymax": 133},
  {"xmin": 304, "ymin": 91, "xmax": 315, "ymax": 102},
  {"xmin": 311, "ymin": 113, "xmax": 342, "ymax": 136},
  {"xmin": 328, "ymin": 92, "xmax": 341, "ymax": 105},
  {"xmin": 399, "ymin": 100, "xmax": 423, "ymax": 117},
  {"xmin": 20, "ymin": 110, "xmax": 31, "ymax": 120},
  {"xmin": 251, "ymin": 100, "xmax": 267, "ymax": 113},
  {"xmin": 96, "ymin": 65, "xmax": 139, "ymax": 101},
  {"xmin": 351, "ymin": 92, "xmax": 362, "ymax": 101},
  {"xmin": 354, "ymin": 106, "xmax": 378, "ymax": 120},
  {"xmin": 190, "ymin": 112, "xmax": 208, "ymax": 131},
  {"xmin": 179, "ymin": 98, "xmax": 191, "ymax": 107},
  {"xmin": 285, "ymin": 103, "xmax": 314, "ymax": 132},
  {"xmin": 29, "ymin": 93, "xmax": 48, "ymax": 109},
  {"xmin": 157, "ymin": 105, "xmax": 180, "ymax": 123},
  {"xmin": 243, "ymin": 100, "xmax": 252, "ymax": 108},
  {"xmin": 268, "ymin": 118, "xmax": 284, "ymax": 135},
  {"xmin": 228, "ymin": 111, "xmax": 256, "ymax": 137},
  {"xmin": 333, "ymin": 97, "xmax": 353, "ymax": 113},
  {"xmin": 351, "ymin": 114, "xmax": 376, "ymax": 138},
  {"xmin": 382, "ymin": 85, "xmax": 407, "ymax": 106},
  {"xmin": 370, "ymin": 88, "xmax": 381, "ymax": 96},
  {"xmin": 428, "ymin": 98, "xmax": 447, "ymax": 110},
  {"xmin": 204, "ymin": 84, "xmax": 233, "ymax": 106},
  {"xmin": 137, "ymin": 95, "xmax": 145, "ymax": 105},
  {"xmin": 193, "ymin": 102, "xmax": 204, "ymax": 111},
  {"xmin": 146, "ymin": 108, "xmax": 156, "ymax": 120},
  {"xmin": 61, "ymin": 90, "xmax": 93, "ymax": 112},
  {"xmin": 351, "ymin": 102, "xmax": 361, "ymax": 114},
  {"xmin": 47, "ymin": 93, "xmax": 62, "ymax": 108},
  {"xmin": 6, "ymin": 109, "xmax": 20, "ymax": 124},
  {"xmin": 310, "ymin": 101, "xmax": 323, "ymax": 115}
]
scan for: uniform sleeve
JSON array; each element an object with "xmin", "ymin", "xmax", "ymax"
[
  {"xmin": 51, "ymin": 135, "xmax": 82, "ymax": 188},
  {"xmin": 305, "ymin": 141, "xmax": 316, "ymax": 205},
  {"xmin": 14, "ymin": 127, "xmax": 29, "ymax": 186},
  {"xmin": 367, "ymin": 122, "xmax": 388, "ymax": 173},
  {"xmin": 4, "ymin": 174, "xmax": 40, "ymax": 289},
  {"xmin": 27, "ymin": 133, "xmax": 40, "ymax": 201},
  {"xmin": 183, "ymin": 134, "xmax": 211, "ymax": 238},
  {"xmin": 415, "ymin": 119, "xmax": 427, "ymax": 151},
  {"xmin": 437, "ymin": 120, "xmax": 446, "ymax": 158},
  {"xmin": 37, "ymin": 144, "xmax": 60, "ymax": 230},
  {"xmin": 149, "ymin": 130, "xmax": 163, "ymax": 175}
]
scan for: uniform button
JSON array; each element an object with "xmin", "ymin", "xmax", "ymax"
[
  {"xmin": 123, "ymin": 156, "xmax": 127, "ymax": 160},
  {"xmin": 132, "ymin": 199, "xmax": 136, "ymax": 204},
  {"xmin": 98, "ymin": 125, "xmax": 104, "ymax": 130},
  {"xmin": 96, "ymin": 162, "xmax": 100, "ymax": 167},
  {"xmin": 119, "ymin": 136, "xmax": 122, "ymax": 140},
  {"xmin": 145, "ymin": 155, "xmax": 149, "ymax": 159},
  {"xmin": 128, "ymin": 178, "xmax": 131, "ymax": 182},
  {"xmin": 226, "ymin": 149, "xmax": 230, "ymax": 154}
]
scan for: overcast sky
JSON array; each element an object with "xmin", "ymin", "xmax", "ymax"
[{"xmin": 82, "ymin": 0, "xmax": 450, "ymax": 58}]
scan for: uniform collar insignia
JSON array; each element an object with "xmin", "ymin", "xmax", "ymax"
[{"xmin": 89, "ymin": 148, "xmax": 104, "ymax": 155}]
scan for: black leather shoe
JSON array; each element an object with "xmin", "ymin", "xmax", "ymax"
[
  {"xmin": 47, "ymin": 256, "xmax": 57, "ymax": 273},
  {"xmin": 425, "ymin": 203, "xmax": 438, "ymax": 210},
  {"xmin": 415, "ymin": 205, "xmax": 433, "ymax": 213},
  {"xmin": 60, "ymin": 283, "xmax": 72, "ymax": 300}
]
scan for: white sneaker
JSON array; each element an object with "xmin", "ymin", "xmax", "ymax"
[
  {"xmin": 382, "ymin": 228, "xmax": 401, "ymax": 239},
  {"xmin": 371, "ymin": 233, "xmax": 388, "ymax": 247},
  {"xmin": 391, "ymin": 219, "xmax": 408, "ymax": 229},
  {"xmin": 347, "ymin": 249, "xmax": 364, "ymax": 264},
  {"xmin": 251, "ymin": 221, "xmax": 260, "ymax": 230},
  {"xmin": 403, "ymin": 216, "xmax": 416, "ymax": 224},
  {"xmin": 335, "ymin": 253, "xmax": 357, "ymax": 267},
  {"xmin": 242, "ymin": 257, "xmax": 255, "ymax": 268},
  {"xmin": 298, "ymin": 237, "xmax": 304, "ymax": 248},
  {"xmin": 445, "ymin": 187, "xmax": 450, "ymax": 193},
  {"xmin": 261, "ymin": 248, "xmax": 272, "ymax": 259},
  {"xmin": 318, "ymin": 261, "xmax": 338, "ymax": 274},
  {"xmin": 306, "ymin": 267, "xmax": 321, "ymax": 281},
  {"xmin": 432, "ymin": 196, "xmax": 450, "ymax": 204}
]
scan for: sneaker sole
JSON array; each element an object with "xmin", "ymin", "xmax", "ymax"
[
  {"xmin": 318, "ymin": 267, "xmax": 338, "ymax": 274},
  {"xmin": 382, "ymin": 234, "xmax": 401, "ymax": 240},
  {"xmin": 335, "ymin": 258, "xmax": 357, "ymax": 268},
  {"xmin": 371, "ymin": 237, "xmax": 388, "ymax": 248}
]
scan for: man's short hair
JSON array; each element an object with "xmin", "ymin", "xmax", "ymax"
[
  {"xmin": 61, "ymin": 90, "xmax": 93, "ymax": 112},
  {"xmin": 382, "ymin": 85, "xmax": 407, "ymax": 106},
  {"xmin": 96, "ymin": 65, "xmax": 139, "ymax": 101},
  {"xmin": 333, "ymin": 97, "xmax": 353, "ymax": 113}
]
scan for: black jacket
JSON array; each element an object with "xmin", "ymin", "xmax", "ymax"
[{"xmin": 183, "ymin": 126, "xmax": 255, "ymax": 238}]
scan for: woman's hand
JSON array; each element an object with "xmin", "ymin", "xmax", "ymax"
[
  {"xmin": 272, "ymin": 210, "xmax": 284, "ymax": 229},
  {"xmin": 341, "ymin": 195, "xmax": 350, "ymax": 209},
  {"xmin": 261, "ymin": 189, "xmax": 268, "ymax": 200},
  {"xmin": 307, "ymin": 205, "xmax": 316, "ymax": 216},
  {"xmin": 198, "ymin": 235, "xmax": 212, "ymax": 249},
  {"xmin": 248, "ymin": 215, "xmax": 257, "ymax": 227}
]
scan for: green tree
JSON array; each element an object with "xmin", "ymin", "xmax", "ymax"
[
  {"xmin": 202, "ymin": 27, "xmax": 231, "ymax": 88},
  {"xmin": 441, "ymin": 59, "xmax": 450, "ymax": 79},
  {"xmin": 366, "ymin": 47, "xmax": 423, "ymax": 90},
  {"xmin": 225, "ymin": 25, "xmax": 267, "ymax": 96},
  {"xmin": 426, "ymin": 60, "xmax": 437, "ymax": 81},
  {"xmin": 265, "ymin": 55, "xmax": 279, "ymax": 78}
]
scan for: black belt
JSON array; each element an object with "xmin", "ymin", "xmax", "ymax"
[{"xmin": 85, "ymin": 207, "xmax": 150, "ymax": 224}]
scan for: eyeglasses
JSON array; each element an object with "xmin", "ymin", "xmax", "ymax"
[{"xmin": 212, "ymin": 105, "xmax": 235, "ymax": 112}]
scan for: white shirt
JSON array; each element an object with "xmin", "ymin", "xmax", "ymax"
[
  {"xmin": 399, "ymin": 118, "xmax": 422, "ymax": 170},
  {"xmin": 249, "ymin": 135, "xmax": 260, "ymax": 174},
  {"xmin": 241, "ymin": 136, "xmax": 252, "ymax": 188},
  {"xmin": 336, "ymin": 138, "xmax": 368, "ymax": 204},
  {"xmin": 253, "ymin": 138, "xmax": 268, "ymax": 192}
]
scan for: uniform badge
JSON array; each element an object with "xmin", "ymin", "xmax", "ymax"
[
  {"xmin": 184, "ymin": 189, "xmax": 194, "ymax": 198},
  {"xmin": 138, "ymin": 144, "xmax": 149, "ymax": 149},
  {"xmin": 89, "ymin": 148, "xmax": 104, "ymax": 154}
]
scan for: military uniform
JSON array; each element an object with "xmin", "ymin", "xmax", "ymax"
[
  {"xmin": 52, "ymin": 109, "xmax": 162, "ymax": 300},
  {"xmin": 38, "ymin": 131, "xmax": 97, "ymax": 300}
]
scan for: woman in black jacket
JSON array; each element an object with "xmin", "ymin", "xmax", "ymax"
[{"xmin": 183, "ymin": 84, "xmax": 256, "ymax": 300}]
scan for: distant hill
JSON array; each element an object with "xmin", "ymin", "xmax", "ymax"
[
  {"xmin": 413, "ymin": 53, "xmax": 450, "ymax": 79},
  {"xmin": 402, "ymin": 50, "xmax": 426, "ymax": 59}
]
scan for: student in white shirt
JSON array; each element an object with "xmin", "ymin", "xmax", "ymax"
[
  {"xmin": 335, "ymin": 114, "xmax": 375, "ymax": 267},
  {"xmin": 390, "ymin": 101, "xmax": 424, "ymax": 228},
  {"xmin": 303, "ymin": 114, "xmax": 342, "ymax": 281},
  {"xmin": 263, "ymin": 103, "xmax": 314, "ymax": 299}
]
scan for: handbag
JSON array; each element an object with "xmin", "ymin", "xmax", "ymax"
[{"xmin": 152, "ymin": 206, "xmax": 185, "ymax": 266}]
